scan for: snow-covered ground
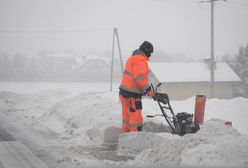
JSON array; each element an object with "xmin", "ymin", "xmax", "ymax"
[{"xmin": 0, "ymin": 82, "xmax": 248, "ymax": 168}]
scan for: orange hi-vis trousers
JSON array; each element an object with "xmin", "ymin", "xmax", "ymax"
[{"xmin": 119, "ymin": 95, "xmax": 143, "ymax": 132}]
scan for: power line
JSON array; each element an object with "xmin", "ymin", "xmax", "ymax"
[
  {"xmin": 198, "ymin": 0, "xmax": 229, "ymax": 10},
  {"xmin": 197, "ymin": 1, "xmax": 210, "ymax": 11},
  {"xmin": 215, "ymin": 1, "xmax": 229, "ymax": 8},
  {"xmin": 232, "ymin": 1, "xmax": 248, "ymax": 6},
  {"xmin": 227, "ymin": 2, "xmax": 248, "ymax": 10},
  {"xmin": 198, "ymin": 0, "xmax": 248, "ymax": 11},
  {"xmin": 0, "ymin": 29, "xmax": 112, "ymax": 34}
]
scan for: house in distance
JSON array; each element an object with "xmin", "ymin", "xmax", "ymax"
[{"xmin": 149, "ymin": 62, "xmax": 241, "ymax": 100}]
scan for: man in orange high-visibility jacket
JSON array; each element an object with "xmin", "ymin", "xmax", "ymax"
[{"xmin": 119, "ymin": 41, "xmax": 155, "ymax": 132}]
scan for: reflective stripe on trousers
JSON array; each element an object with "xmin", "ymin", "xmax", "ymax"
[{"xmin": 119, "ymin": 95, "xmax": 143, "ymax": 132}]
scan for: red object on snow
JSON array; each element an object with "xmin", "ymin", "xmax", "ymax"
[
  {"xmin": 225, "ymin": 121, "xmax": 232, "ymax": 126},
  {"xmin": 194, "ymin": 95, "xmax": 206, "ymax": 124}
]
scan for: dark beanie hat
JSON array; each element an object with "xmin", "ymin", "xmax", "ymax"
[{"xmin": 139, "ymin": 41, "xmax": 153, "ymax": 57}]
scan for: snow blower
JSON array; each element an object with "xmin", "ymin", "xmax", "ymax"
[{"xmin": 146, "ymin": 83, "xmax": 200, "ymax": 136}]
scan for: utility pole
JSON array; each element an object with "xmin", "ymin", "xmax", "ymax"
[
  {"xmin": 210, "ymin": 0, "xmax": 215, "ymax": 98},
  {"xmin": 199, "ymin": 0, "xmax": 226, "ymax": 98},
  {"xmin": 110, "ymin": 28, "xmax": 124, "ymax": 92}
]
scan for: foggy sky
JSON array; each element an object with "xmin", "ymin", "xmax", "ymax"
[{"xmin": 0, "ymin": 0, "xmax": 248, "ymax": 60}]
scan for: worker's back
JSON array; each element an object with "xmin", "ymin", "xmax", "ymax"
[{"xmin": 120, "ymin": 50, "xmax": 149, "ymax": 95}]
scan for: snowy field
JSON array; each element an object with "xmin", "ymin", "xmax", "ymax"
[{"xmin": 0, "ymin": 82, "xmax": 248, "ymax": 168}]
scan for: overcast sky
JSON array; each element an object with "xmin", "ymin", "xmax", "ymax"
[{"xmin": 0, "ymin": 0, "xmax": 248, "ymax": 60}]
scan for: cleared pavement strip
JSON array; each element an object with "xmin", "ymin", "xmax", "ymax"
[
  {"xmin": 0, "ymin": 126, "xmax": 15, "ymax": 141},
  {"xmin": 0, "ymin": 141, "xmax": 48, "ymax": 168}
]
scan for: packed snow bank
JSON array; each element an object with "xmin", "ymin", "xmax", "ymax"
[
  {"xmin": 38, "ymin": 92, "xmax": 121, "ymax": 146},
  {"xmin": 0, "ymin": 89, "xmax": 72, "ymax": 119},
  {"xmin": 117, "ymin": 132, "xmax": 178, "ymax": 157},
  {"xmin": 0, "ymin": 90, "xmax": 121, "ymax": 146},
  {"xmin": 129, "ymin": 119, "xmax": 248, "ymax": 167}
]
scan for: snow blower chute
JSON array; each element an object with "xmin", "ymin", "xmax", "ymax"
[{"xmin": 146, "ymin": 83, "xmax": 200, "ymax": 136}]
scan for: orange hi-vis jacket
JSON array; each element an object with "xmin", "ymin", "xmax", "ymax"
[{"xmin": 119, "ymin": 50, "xmax": 150, "ymax": 95}]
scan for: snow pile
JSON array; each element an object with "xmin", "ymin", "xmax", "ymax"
[
  {"xmin": 1, "ymin": 85, "xmax": 248, "ymax": 167},
  {"xmin": 205, "ymin": 97, "xmax": 248, "ymax": 135},
  {"xmin": 40, "ymin": 92, "xmax": 121, "ymax": 146},
  {"xmin": 0, "ymin": 90, "xmax": 121, "ymax": 147},
  {"xmin": 117, "ymin": 132, "xmax": 177, "ymax": 157},
  {"xmin": 131, "ymin": 119, "xmax": 248, "ymax": 167},
  {"xmin": 0, "ymin": 89, "xmax": 71, "ymax": 120}
]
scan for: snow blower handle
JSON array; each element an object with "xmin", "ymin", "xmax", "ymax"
[
  {"xmin": 151, "ymin": 83, "xmax": 169, "ymax": 104},
  {"xmin": 154, "ymin": 93, "xmax": 169, "ymax": 105},
  {"xmin": 151, "ymin": 84, "xmax": 159, "ymax": 101},
  {"xmin": 151, "ymin": 83, "xmax": 156, "ymax": 92},
  {"xmin": 146, "ymin": 114, "xmax": 164, "ymax": 118}
]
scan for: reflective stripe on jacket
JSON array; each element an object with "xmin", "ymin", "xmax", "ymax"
[{"xmin": 119, "ymin": 49, "xmax": 150, "ymax": 95}]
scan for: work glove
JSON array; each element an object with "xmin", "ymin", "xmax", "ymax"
[
  {"xmin": 152, "ymin": 93, "xmax": 159, "ymax": 101},
  {"xmin": 145, "ymin": 86, "xmax": 155, "ymax": 97}
]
